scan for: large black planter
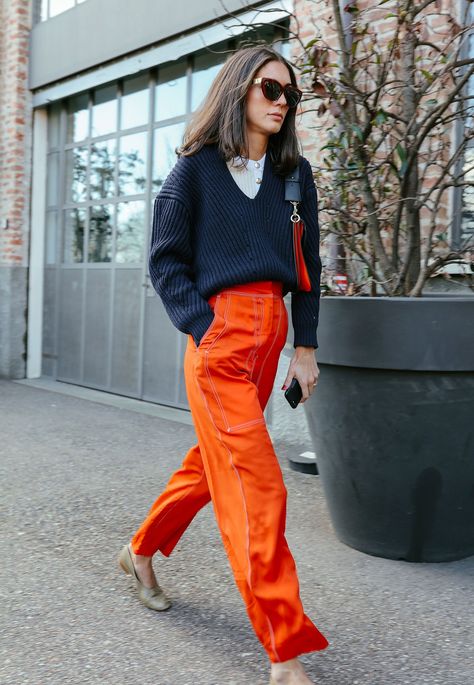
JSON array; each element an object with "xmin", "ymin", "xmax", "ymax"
[{"xmin": 301, "ymin": 295, "xmax": 474, "ymax": 562}]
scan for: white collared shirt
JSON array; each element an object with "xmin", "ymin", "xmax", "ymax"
[{"xmin": 226, "ymin": 153, "xmax": 266, "ymax": 199}]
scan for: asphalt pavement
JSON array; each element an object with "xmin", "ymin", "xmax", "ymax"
[{"xmin": 1, "ymin": 376, "xmax": 473, "ymax": 685}]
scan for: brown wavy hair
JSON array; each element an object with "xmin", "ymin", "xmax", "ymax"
[{"xmin": 179, "ymin": 45, "xmax": 300, "ymax": 176}]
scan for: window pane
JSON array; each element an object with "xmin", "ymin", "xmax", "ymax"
[
  {"xmin": 121, "ymin": 74, "xmax": 149, "ymax": 130},
  {"xmin": 155, "ymin": 63, "xmax": 187, "ymax": 121},
  {"xmin": 88, "ymin": 205, "xmax": 114, "ymax": 263},
  {"xmin": 67, "ymin": 93, "xmax": 89, "ymax": 143},
  {"xmin": 45, "ymin": 211, "xmax": 58, "ymax": 265},
  {"xmin": 46, "ymin": 152, "xmax": 60, "ymax": 207},
  {"xmin": 116, "ymin": 201, "xmax": 145, "ymax": 263},
  {"xmin": 49, "ymin": 0, "xmax": 75, "ymax": 18},
  {"xmin": 92, "ymin": 84, "xmax": 117, "ymax": 138},
  {"xmin": 65, "ymin": 146, "xmax": 88, "ymax": 203},
  {"xmin": 152, "ymin": 123, "xmax": 184, "ymax": 194},
  {"xmin": 41, "ymin": 0, "xmax": 48, "ymax": 21},
  {"xmin": 460, "ymin": 7, "xmax": 474, "ymax": 243},
  {"xmin": 90, "ymin": 139, "xmax": 116, "ymax": 200},
  {"xmin": 461, "ymin": 148, "xmax": 474, "ymax": 238},
  {"xmin": 63, "ymin": 208, "xmax": 86, "ymax": 263},
  {"xmin": 191, "ymin": 52, "xmax": 225, "ymax": 111},
  {"xmin": 48, "ymin": 101, "xmax": 61, "ymax": 149},
  {"xmin": 118, "ymin": 132, "xmax": 147, "ymax": 196},
  {"xmin": 279, "ymin": 40, "xmax": 292, "ymax": 62}
]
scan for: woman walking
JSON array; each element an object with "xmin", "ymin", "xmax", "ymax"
[{"xmin": 119, "ymin": 45, "xmax": 329, "ymax": 685}]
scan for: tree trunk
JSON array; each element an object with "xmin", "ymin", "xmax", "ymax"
[{"xmin": 398, "ymin": 13, "xmax": 422, "ymax": 293}]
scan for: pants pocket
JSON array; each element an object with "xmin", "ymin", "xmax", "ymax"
[{"xmin": 197, "ymin": 294, "xmax": 225, "ymax": 350}]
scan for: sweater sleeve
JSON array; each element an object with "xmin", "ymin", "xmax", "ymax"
[
  {"xmin": 290, "ymin": 158, "xmax": 322, "ymax": 348},
  {"xmin": 148, "ymin": 192, "xmax": 215, "ymax": 347}
]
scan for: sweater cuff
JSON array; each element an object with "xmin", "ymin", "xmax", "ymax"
[
  {"xmin": 293, "ymin": 330, "xmax": 318, "ymax": 349},
  {"xmin": 189, "ymin": 310, "xmax": 215, "ymax": 347}
]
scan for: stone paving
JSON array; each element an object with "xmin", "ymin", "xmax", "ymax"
[{"xmin": 1, "ymin": 377, "xmax": 473, "ymax": 685}]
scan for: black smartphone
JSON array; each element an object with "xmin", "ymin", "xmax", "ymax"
[{"xmin": 284, "ymin": 378, "xmax": 303, "ymax": 409}]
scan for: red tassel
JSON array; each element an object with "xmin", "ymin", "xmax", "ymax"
[{"xmin": 293, "ymin": 220, "xmax": 311, "ymax": 292}]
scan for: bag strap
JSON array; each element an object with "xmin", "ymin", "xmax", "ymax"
[
  {"xmin": 285, "ymin": 165, "xmax": 301, "ymax": 223},
  {"xmin": 285, "ymin": 165, "xmax": 301, "ymax": 202}
]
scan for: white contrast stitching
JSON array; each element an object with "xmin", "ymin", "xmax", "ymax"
[
  {"xmin": 226, "ymin": 417, "xmax": 266, "ymax": 433},
  {"xmin": 245, "ymin": 296, "xmax": 258, "ymax": 375},
  {"xmin": 203, "ymin": 295, "xmax": 231, "ymax": 430},
  {"xmin": 198, "ymin": 294, "xmax": 222, "ymax": 349},
  {"xmin": 249, "ymin": 298, "xmax": 265, "ymax": 382},
  {"xmin": 255, "ymin": 297, "xmax": 283, "ymax": 388},
  {"xmin": 266, "ymin": 615, "xmax": 281, "ymax": 662},
  {"xmin": 192, "ymin": 353, "xmax": 252, "ymax": 585}
]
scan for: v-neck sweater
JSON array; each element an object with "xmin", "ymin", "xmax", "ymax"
[{"xmin": 149, "ymin": 144, "xmax": 322, "ymax": 348}]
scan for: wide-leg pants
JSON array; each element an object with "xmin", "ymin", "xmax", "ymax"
[{"xmin": 131, "ymin": 281, "xmax": 328, "ymax": 662}]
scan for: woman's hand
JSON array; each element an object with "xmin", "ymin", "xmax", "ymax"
[{"xmin": 282, "ymin": 346, "xmax": 319, "ymax": 403}]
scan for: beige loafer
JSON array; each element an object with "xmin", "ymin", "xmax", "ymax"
[{"xmin": 118, "ymin": 544, "xmax": 171, "ymax": 611}]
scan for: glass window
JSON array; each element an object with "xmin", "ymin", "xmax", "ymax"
[
  {"xmin": 63, "ymin": 208, "xmax": 86, "ymax": 263},
  {"xmin": 41, "ymin": 0, "xmax": 49, "ymax": 21},
  {"xmin": 191, "ymin": 52, "xmax": 225, "ymax": 111},
  {"xmin": 152, "ymin": 123, "xmax": 185, "ymax": 194},
  {"xmin": 45, "ymin": 26, "xmax": 288, "ymax": 289},
  {"xmin": 118, "ymin": 132, "xmax": 147, "ymax": 196},
  {"xmin": 92, "ymin": 85, "xmax": 117, "ymax": 138},
  {"xmin": 90, "ymin": 139, "xmax": 116, "ymax": 200},
  {"xmin": 461, "ymin": 148, "xmax": 474, "ymax": 238},
  {"xmin": 40, "ymin": 0, "xmax": 89, "ymax": 21},
  {"xmin": 65, "ymin": 146, "xmax": 88, "ymax": 203},
  {"xmin": 278, "ymin": 39, "xmax": 292, "ymax": 62},
  {"xmin": 116, "ymin": 201, "xmax": 145, "ymax": 263},
  {"xmin": 67, "ymin": 93, "xmax": 89, "ymax": 144},
  {"xmin": 460, "ymin": 6, "xmax": 474, "ymax": 243},
  {"xmin": 49, "ymin": 0, "xmax": 75, "ymax": 18},
  {"xmin": 155, "ymin": 63, "xmax": 187, "ymax": 122},
  {"xmin": 46, "ymin": 152, "xmax": 60, "ymax": 207},
  {"xmin": 88, "ymin": 205, "xmax": 114, "ymax": 263},
  {"xmin": 121, "ymin": 74, "xmax": 149, "ymax": 130}
]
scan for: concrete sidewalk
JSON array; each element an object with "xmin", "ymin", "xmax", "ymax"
[{"xmin": 0, "ymin": 378, "xmax": 473, "ymax": 685}]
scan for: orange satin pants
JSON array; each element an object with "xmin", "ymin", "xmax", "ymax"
[{"xmin": 131, "ymin": 281, "xmax": 328, "ymax": 662}]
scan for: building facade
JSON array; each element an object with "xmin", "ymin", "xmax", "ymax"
[
  {"xmin": 0, "ymin": 0, "xmax": 471, "ymax": 408},
  {"xmin": 0, "ymin": 0, "xmax": 292, "ymax": 406}
]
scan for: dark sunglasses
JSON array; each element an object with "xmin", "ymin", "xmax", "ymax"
[{"xmin": 252, "ymin": 77, "xmax": 302, "ymax": 108}]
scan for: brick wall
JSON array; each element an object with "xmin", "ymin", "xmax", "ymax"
[
  {"xmin": 0, "ymin": 0, "xmax": 33, "ymax": 266},
  {"xmin": 293, "ymin": 0, "xmax": 335, "ymax": 162},
  {"xmin": 0, "ymin": 0, "xmax": 33, "ymax": 378}
]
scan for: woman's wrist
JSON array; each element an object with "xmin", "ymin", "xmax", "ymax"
[{"xmin": 294, "ymin": 345, "xmax": 316, "ymax": 357}]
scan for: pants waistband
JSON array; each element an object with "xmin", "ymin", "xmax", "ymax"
[{"xmin": 215, "ymin": 281, "xmax": 283, "ymax": 297}]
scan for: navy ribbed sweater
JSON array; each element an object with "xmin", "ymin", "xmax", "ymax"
[{"xmin": 149, "ymin": 144, "xmax": 322, "ymax": 348}]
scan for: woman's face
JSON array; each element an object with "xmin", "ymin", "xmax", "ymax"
[{"xmin": 246, "ymin": 60, "xmax": 292, "ymax": 140}]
